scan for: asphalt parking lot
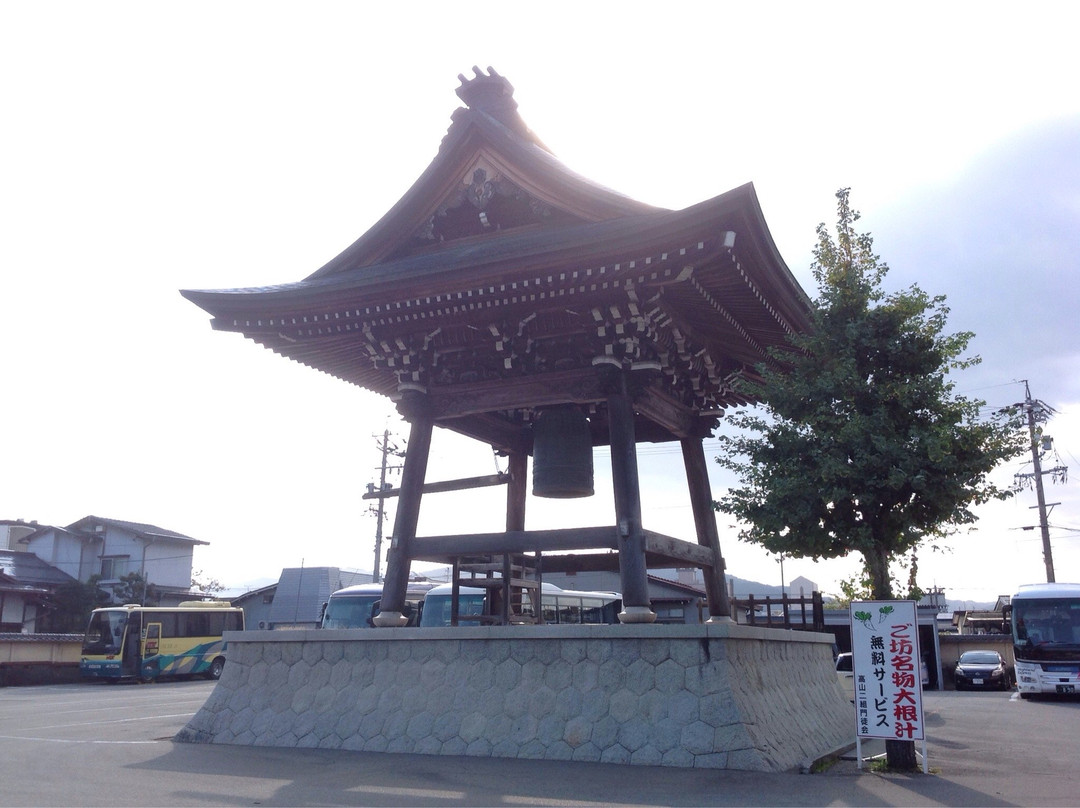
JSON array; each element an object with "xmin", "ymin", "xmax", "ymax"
[{"xmin": 2, "ymin": 680, "xmax": 1080, "ymax": 806}]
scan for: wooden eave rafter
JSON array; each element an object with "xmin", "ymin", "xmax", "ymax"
[
  {"xmin": 186, "ymin": 185, "xmax": 808, "ymax": 333},
  {"xmin": 184, "ymin": 183, "xmax": 810, "ymax": 451}
]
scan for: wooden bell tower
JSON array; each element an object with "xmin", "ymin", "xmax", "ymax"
[{"xmin": 183, "ymin": 67, "xmax": 814, "ymax": 625}]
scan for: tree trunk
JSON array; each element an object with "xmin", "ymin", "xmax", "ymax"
[
  {"xmin": 885, "ymin": 738, "xmax": 918, "ymax": 770},
  {"xmin": 864, "ymin": 546, "xmax": 893, "ymax": 601}
]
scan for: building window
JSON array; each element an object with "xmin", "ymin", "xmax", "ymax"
[
  {"xmin": 100, "ymin": 556, "xmax": 130, "ymax": 580},
  {"xmin": 653, "ymin": 606, "xmax": 686, "ymax": 625}
]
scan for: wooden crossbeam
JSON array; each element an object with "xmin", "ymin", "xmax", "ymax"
[
  {"xmin": 409, "ymin": 526, "xmax": 717, "ymax": 570},
  {"xmin": 428, "ymin": 367, "xmax": 605, "ymax": 419},
  {"xmin": 411, "ymin": 526, "xmax": 618, "ymax": 561},
  {"xmin": 361, "ymin": 473, "xmax": 510, "ymax": 500}
]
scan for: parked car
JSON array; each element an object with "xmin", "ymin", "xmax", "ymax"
[
  {"xmin": 953, "ymin": 650, "xmax": 1013, "ymax": 691},
  {"xmin": 836, "ymin": 652, "xmax": 854, "ymax": 700}
]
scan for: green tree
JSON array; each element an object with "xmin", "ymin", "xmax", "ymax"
[
  {"xmin": 44, "ymin": 575, "xmax": 109, "ymax": 633},
  {"xmin": 829, "ymin": 549, "xmax": 924, "ymax": 609},
  {"xmin": 191, "ymin": 569, "xmax": 225, "ymax": 596},
  {"xmin": 714, "ymin": 188, "xmax": 1026, "ymax": 769},
  {"xmin": 111, "ymin": 572, "xmax": 160, "ymax": 606}
]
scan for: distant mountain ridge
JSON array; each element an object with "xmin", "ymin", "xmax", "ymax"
[
  {"xmin": 728, "ymin": 575, "xmax": 792, "ymax": 599},
  {"xmin": 727, "ymin": 574, "xmax": 830, "ymax": 600}
]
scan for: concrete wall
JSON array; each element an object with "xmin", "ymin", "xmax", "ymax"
[{"xmin": 178, "ymin": 623, "xmax": 852, "ymax": 772}]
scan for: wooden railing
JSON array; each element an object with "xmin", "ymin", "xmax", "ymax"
[{"xmin": 729, "ymin": 592, "xmax": 825, "ymax": 632}]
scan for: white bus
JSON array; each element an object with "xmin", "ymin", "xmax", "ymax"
[
  {"xmin": 319, "ymin": 581, "xmax": 436, "ymax": 629},
  {"xmin": 418, "ymin": 582, "xmax": 622, "ymax": 627},
  {"xmin": 1011, "ymin": 582, "xmax": 1080, "ymax": 698}
]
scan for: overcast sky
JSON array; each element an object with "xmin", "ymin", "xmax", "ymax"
[{"xmin": 3, "ymin": 2, "xmax": 1079, "ymax": 605}]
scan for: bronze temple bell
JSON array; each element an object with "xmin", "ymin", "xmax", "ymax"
[{"xmin": 531, "ymin": 405, "xmax": 594, "ymax": 498}]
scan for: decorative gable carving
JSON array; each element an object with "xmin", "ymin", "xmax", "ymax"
[{"xmin": 409, "ymin": 162, "xmax": 579, "ymax": 250}]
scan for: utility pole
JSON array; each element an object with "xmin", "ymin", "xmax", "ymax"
[
  {"xmin": 367, "ymin": 429, "xmax": 405, "ymax": 583},
  {"xmin": 1014, "ymin": 381, "xmax": 1068, "ymax": 583}
]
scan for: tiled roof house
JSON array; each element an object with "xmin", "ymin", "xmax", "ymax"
[{"xmin": 19, "ymin": 516, "xmax": 208, "ymax": 605}]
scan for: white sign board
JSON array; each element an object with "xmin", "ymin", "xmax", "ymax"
[{"xmin": 849, "ymin": 600, "xmax": 925, "ymax": 741}]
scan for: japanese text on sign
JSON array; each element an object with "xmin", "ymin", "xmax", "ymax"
[{"xmin": 849, "ymin": 600, "xmax": 924, "ymax": 741}]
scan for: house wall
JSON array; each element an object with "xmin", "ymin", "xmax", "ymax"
[
  {"xmin": 23, "ymin": 531, "xmax": 88, "ymax": 582},
  {"xmin": 788, "ymin": 576, "xmax": 818, "ymax": 597},
  {"xmin": 141, "ymin": 540, "xmax": 193, "ymax": 590},
  {"xmin": 96, "ymin": 527, "xmax": 140, "ymax": 583},
  {"xmin": 0, "ymin": 523, "xmax": 37, "ymax": 551},
  {"xmin": 23, "ymin": 525, "xmax": 195, "ymax": 592},
  {"xmin": 543, "ymin": 571, "xmax": 620, "ymax": 593},
  {"xmin": 233, "ymin": 588, "xmax": 277, "ymax": 630},
  {"xmin": 1, "ymin": 592, "xmax": 26, "ymax": 630},
  {"xmin": 87, "ymin": 526, "xmax": 193, "ymax": 589},
  {"xmin": 0, "ymin": 590, "xmax": 41, "ymax": 633}
]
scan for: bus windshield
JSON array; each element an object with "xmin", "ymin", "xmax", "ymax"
[
  {"xmin": 420, "ymin": 592, "xmax": 486, "ymax": 627},
  {"xmin": 1010, "ymin": 583, "xmax": 1080, "ymax": 697},
  {"xmin": 321, "ymin": 595, "xmax": 381, "ymax": 629},
  {"xmin": 1013, "ymin": 597, "xmax": 1080, "ymax": 658},
  {"xmin": 320, "ymin": 583, "xmax": 432, "ymax": 629},
  {"xmin": 82, "ymin": 610, "xmax": 127, "ymax": 655}
]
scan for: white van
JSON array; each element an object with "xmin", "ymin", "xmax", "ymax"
[{"xmin": 835, "ymin": 652, "xmax": 854, "ymax": 700}]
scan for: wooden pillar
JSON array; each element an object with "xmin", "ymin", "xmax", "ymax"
[
  {"xmin": 681, "ymin": 436, "xmax": 732, "ymax": 621},
  {"xmin": 505, "ymin": 450, "xmax": 529, "ymax": 623},
  {"xmin": 373, "ymin": 393, "xmax": 433, "ymax": 627},
  {"xmin": 505, "ymin": 451, "xmax": 527, "ymax": 532},
  {"xmin": 607, "ymin": 370, "xmax": 655, "ymax": 623},
  {"xmin": 502, "ymin": 451, "xmax": 533, "ymax": 624}
]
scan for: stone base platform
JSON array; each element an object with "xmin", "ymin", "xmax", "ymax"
[{"xmin": 176, "ymin": 623, "xmax": 851, "ymax": 772}]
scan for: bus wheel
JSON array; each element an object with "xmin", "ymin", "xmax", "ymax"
[{"xmin": 207, "ymin": 658, "xmax": 225, "ymax": 681}]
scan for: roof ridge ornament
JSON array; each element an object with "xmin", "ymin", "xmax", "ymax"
[{"xmin": 456, "ymin": 66, "xmax": 518, "ymax": 118}]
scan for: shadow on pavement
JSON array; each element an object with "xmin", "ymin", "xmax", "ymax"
[{"xmin": 128, "ymin": 740, "xmax": 1012, "ymax": 808}]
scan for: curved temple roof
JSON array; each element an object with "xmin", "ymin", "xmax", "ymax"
[{"xmin": 182, "ymin": 67, "xmax": 813, "ymax": 452}]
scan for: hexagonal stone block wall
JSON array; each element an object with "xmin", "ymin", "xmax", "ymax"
[{"xmin": 177, "ymin": 623, "xmax": 851, "ymax": 771}]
